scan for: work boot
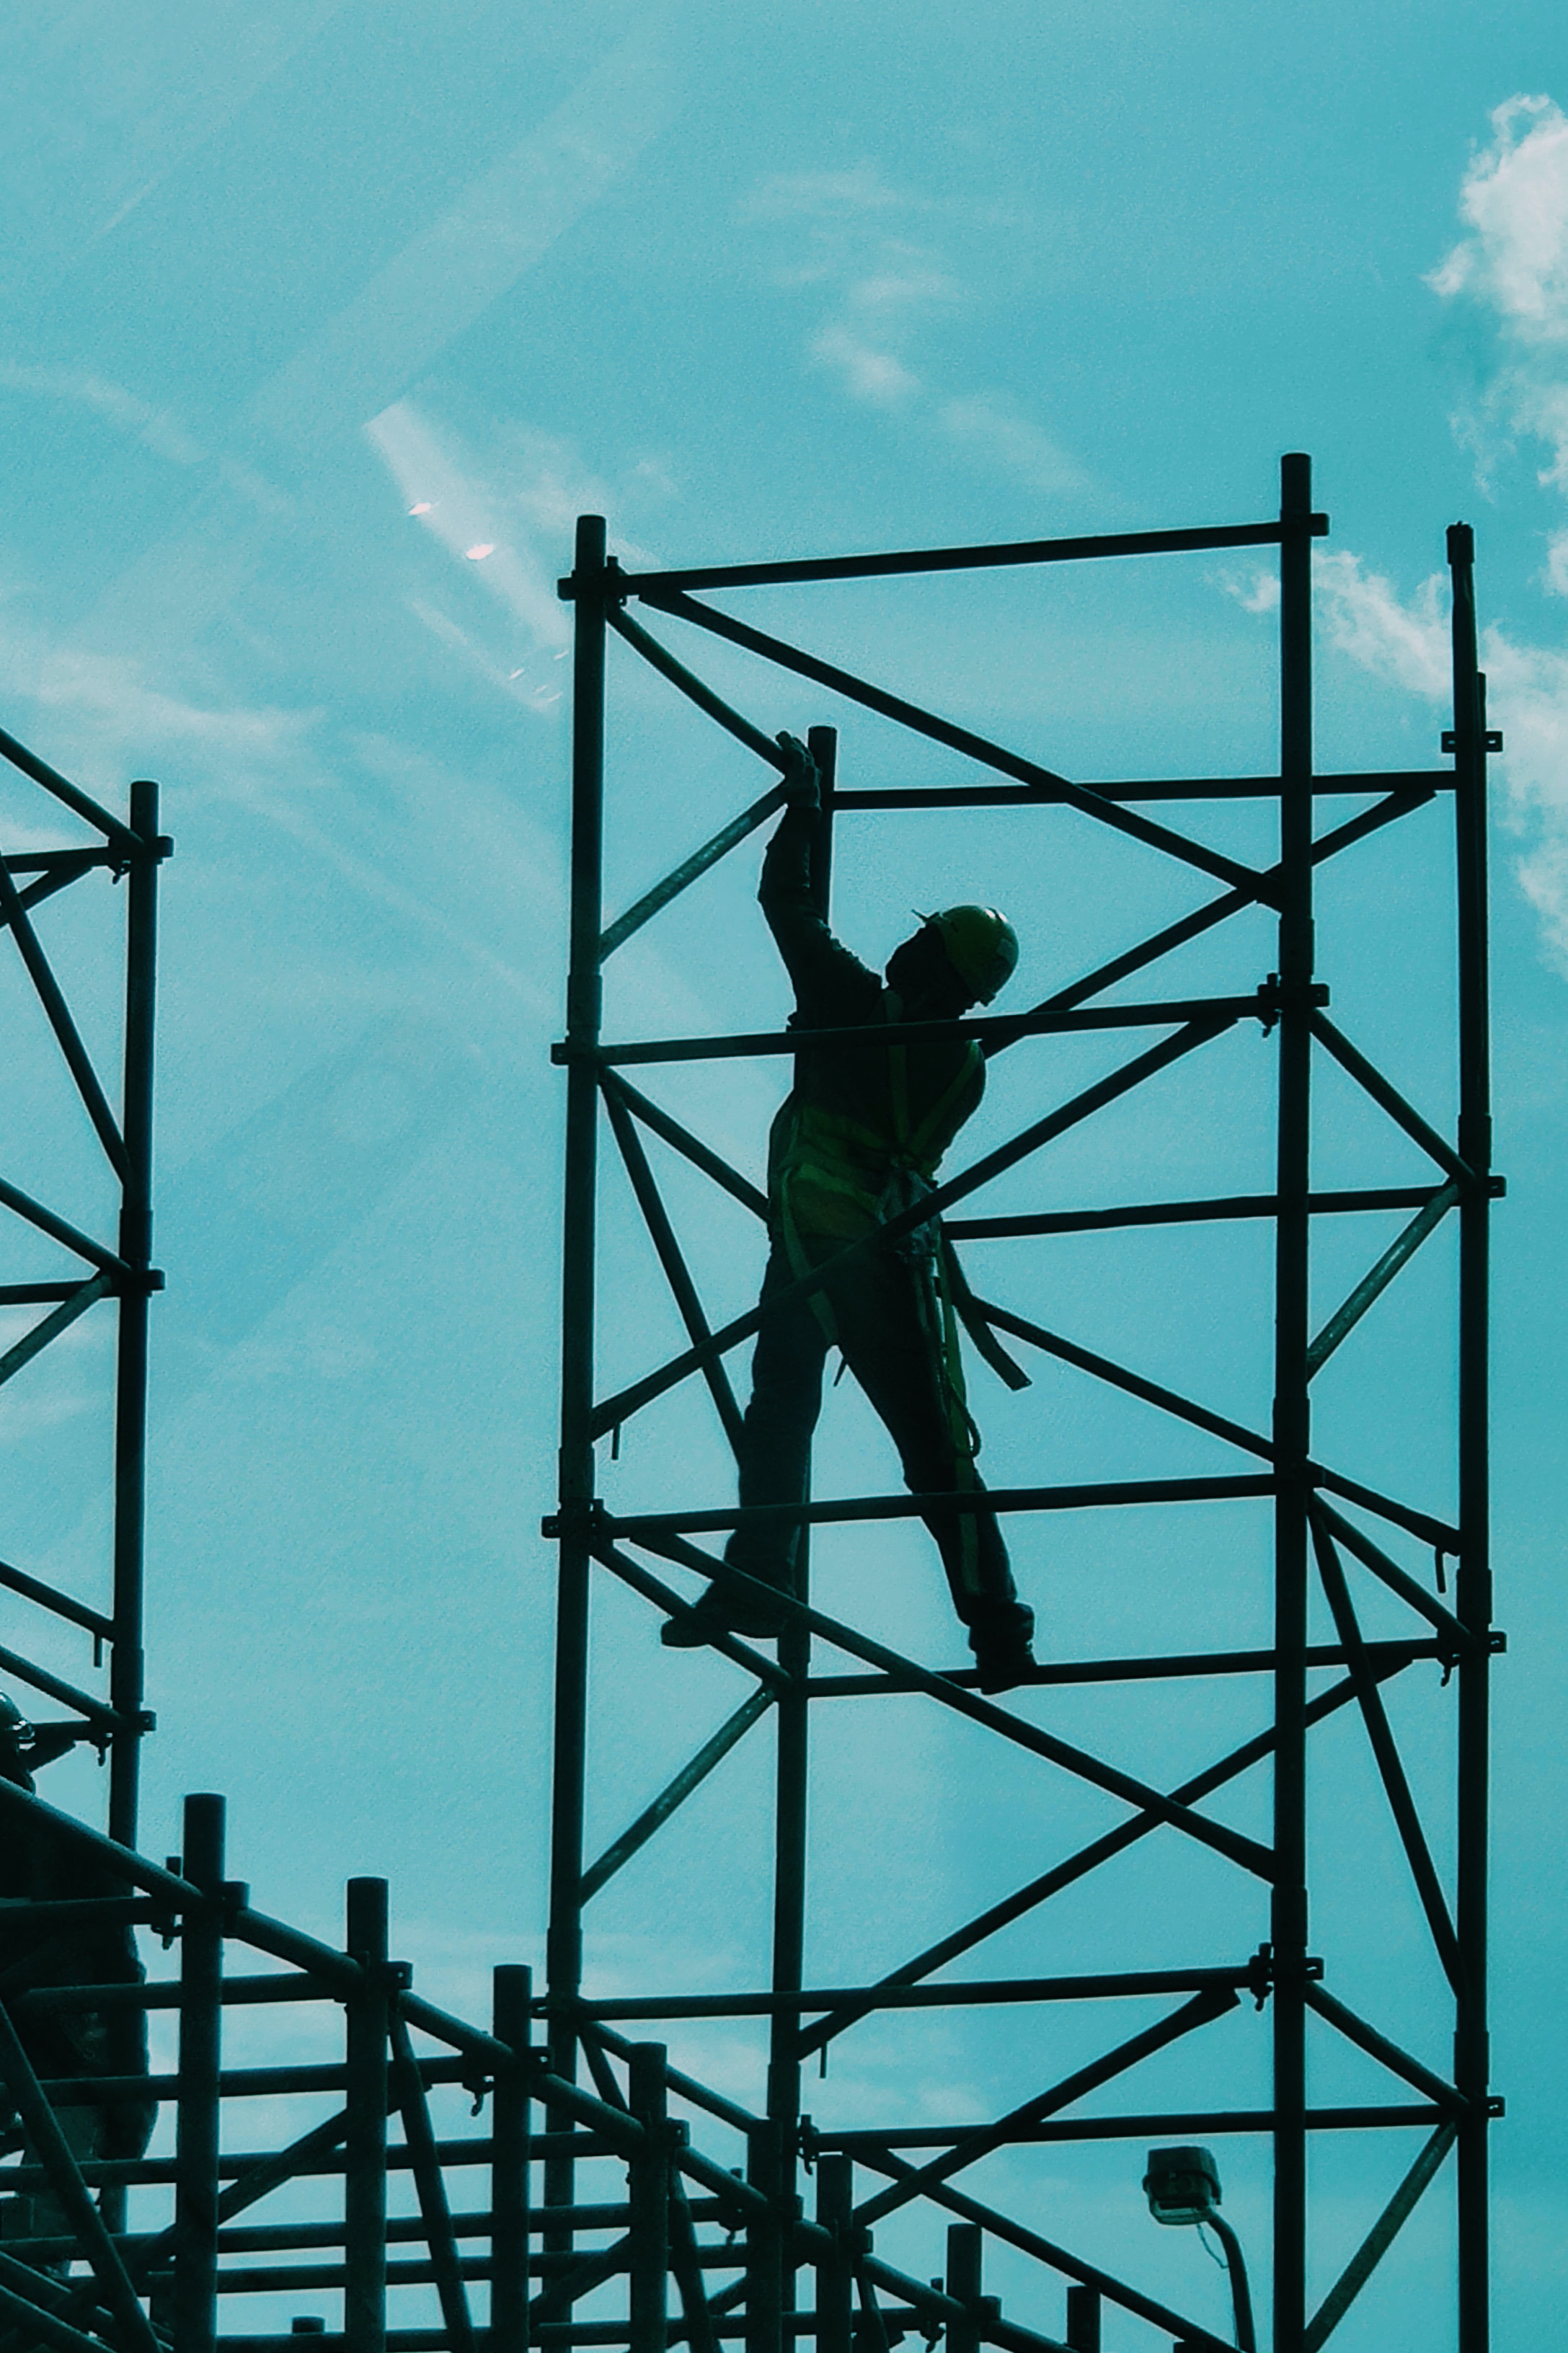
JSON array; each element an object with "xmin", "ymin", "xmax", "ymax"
[
  {"xmin": 661, "ymin": 1570, "xmax": 791, "ymax": 1647},
  {"xmin": 967, "ymin": 1601, "xmax": 1037, "ymax": 1695}
]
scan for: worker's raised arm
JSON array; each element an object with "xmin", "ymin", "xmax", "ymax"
[{"xmin": 759, "ymin": 735, "xmax": 881, "ymax": 1020}]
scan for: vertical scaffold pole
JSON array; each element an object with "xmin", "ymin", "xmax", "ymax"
[
  {"xmin": 815, "ymin": 2155, "xmax": 854, "ymax": 2353},
  {"xmin": 345, "ymin": 1877, "xmax": 389, "ymax": 2353},
  {"xmin": 549, "ymin": 514, "xmax": 608, "ymax": 2235},
  {"xmin": 1448, "ymin": 520, "xmax": 1492, "ymax": 2353},
  {"xmin": 764, "ymin": 723, "xmax": 838, "ymax": 2325},
  {"xmin": 946, "ymin": 2223, "xmax": 983, "ymax": 2353},
  {"xmin": 110, "ymin": 777, "xmax": 161, "ymax": 1848},
  {"xmin": 492, "ymin": 1965, "xmax": 533, "ymax": 2353},
  {"xmin": 174, "ymin": 1792, "xmax": 223, "ymax": 2353},
  {"xmin": 1273, "ymin": 451, "xmax": 1315, "ymax": 2351},
  {"xmin": 629, "ymin": 2044, "xmax": 670, "ymax": 2353}
]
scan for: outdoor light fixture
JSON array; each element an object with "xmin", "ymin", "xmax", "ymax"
[{"xmin": 1142, "ymin": 2148, "xmax": 1256, "ymax": 2353}]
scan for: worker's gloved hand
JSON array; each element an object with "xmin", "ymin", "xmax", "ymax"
[{"xmin": 776, "ymin": 732, "xmax": 820, "ymax": 810}]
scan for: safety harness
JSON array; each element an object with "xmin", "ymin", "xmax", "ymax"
[{"xmin": 772, "ymin": 988, "xmax": 1032, "ymax": 1395}]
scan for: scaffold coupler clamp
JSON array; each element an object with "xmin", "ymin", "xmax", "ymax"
[
  {"xmin": 1246, "ymin": 1941, "xmax": 1324, "ymax": 2009},
  {"xmin": 556, "ymin": 552, "xmax": 630, "ymax": 606},
  {"xmin": 541, "ymin": 1499, "xmax": 611, "ymax": 1543},
  {"xmin": 1254, "ymin": 974, "xmax": 1330, "ymax": 1034}
]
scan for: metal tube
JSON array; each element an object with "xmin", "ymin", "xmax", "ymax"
[
  {"xmin": 602, "ymin": 1086, "xmax": 745, "ymax": 1451},
  {"xmin": 606, "ymin": 512, "xmax": 1327, "ymax": 598},
  {"xmin": 0, "ymin": 848, "xmax": 128, "ymax": 1179},
  {"xmin": 834, "ymin": 768, "xmax": 1447, "ymax": 807},
  {"xmin": 1301, "ymin": 2120, "xmax": 1456, "ymax": 2352},
  {"xmin": 851, "ymin": 2156, "xmax": 1229, "ymax": 2353},
  {"xmin": 549, "ymin": 515, "xmax": 609, "ymax": 2250},
  {"xmin": 581, "ymin": 1691, "xmax": 774, "ymax": 1903},
  {"xmin": 745, "ymin": 2118, "xmax": 784, "ymax": 2353},
  {"xmin": 1272, "ymin": 451, "xmax": 1315, "ymax": 2352},
  {"xmin": 628, "ymin": 2045, "xmax": 670, "ymax": 2353},
  {"xmin": 345, "ymin": 1879, "xmax": 389, "ymax": 2353},
  {"xmin": 854, "ymin": 1989, "xmax": 1238, "ymax": 2229},
  {"xmin": 110, "ymin": 777, "xmax": 161, "ymax": 1848},
  {"xmin": 389, "ymin": 2006, "xmax": 475, "ymax": 2353},
  {"xmin": 1205, "ymin": 2215, "xmax": 1255, "ymax": 2353},
  {"xmin": 1063, "ymin": 2285, "xmax": 1099, "ymax": 2353},
  {"xmin": 490, "ymin": 1967, "xmax": 532, "ymax": 2353},
  {"xmin": 1448, "ymin": 520, "xmax": 1492, "ymax": 2353},
  {"xmin": 574, "ymin": 993, "xmax": 1264, "ymax": 1071},
  {"xmin": 174, "ymin": 1793, "xmax": 224, "ymax": 2353},
  {"xmin": 640, "ymin": 587, "xmax": 1262, "ymax": 892},
  {"xmin": 0, "ymin": 723, "xmax": 141, "ymax": 849},
  {"xmin": 813, "ymin": 2158, "xmax": 853, "ymax": 2353},
  {"xmin": 945, "ymin": 2223, "xmax": 982, "ymax": 2353}
]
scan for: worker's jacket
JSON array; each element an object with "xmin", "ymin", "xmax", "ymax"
[{"xmin": 760, "ymin": 804, "xmax": 983, "ymax": 1259}]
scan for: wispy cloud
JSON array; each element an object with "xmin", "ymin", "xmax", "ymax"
[
  {"xmin": 0, "ymin": 363, "xmax": 205, "ymax": 466},
  {"xmin": 938, "ymin": 395, "xmax": 1089, "ymax": 496},
  {"xmin": 739, "ymin": 163, "xmax": 906, "ymax": 225},
  {"xmin": 743, "ymin": 159, "xmax": 1088, "ymax": 502},
  {"xmin": 810, "ymin": 324, "xmax": 921, "ymax": 407}
]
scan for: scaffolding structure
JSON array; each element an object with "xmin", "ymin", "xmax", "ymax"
[
  {"xmin": 0, "ymin": 453, "xmax": 1498, "ymax": 2353},
  {"xmin": 544, "ymin": 454, "xmax": 1500, "ymax": 2353}
]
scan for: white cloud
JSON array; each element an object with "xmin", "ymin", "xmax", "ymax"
[
  {"xmin": 1546, "ymin": 529, "xmax": 1568, "ymax": 595},
  {"xmin": 1401, "ymin": 94, "xmax": 1568, "ymax": 965},
  {"xmin": 938, "ymin": 395, "xmax": 1089, "ymax": 495},
  {"xmin": 1221, "ymin": 567, "xmax": 1280, "ymax": 616},
  {"xmin": 1430, "ymin": 95, "xmax": 1568, "ymax": 487},
  {"xmin": 810, "ymin": 324, "xmax": 920, "ymax": 407},
  {"xmin": 1315, "ymin": 551, "xmax": 1451, "ymax": 699},
  {"xmin": 1429, "ymin": 96, "xmax": 1568, "ymax": 337},
  {"xmin": 1231, "ymin": 546, "xmax": 1568, "ymax": 971}
]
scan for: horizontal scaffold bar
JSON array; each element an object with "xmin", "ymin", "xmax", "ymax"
[
  {"xmin": 812, "ymin": 2104, "xmax": 1450, "ymax": 2150},
  {"xmin": 559, "ymin": 511, "xmax": 1330, "ymax": 598},
  {"xmin": 601, "ymin": 1475, "xmax": 1275, "ymax": 1541},
  {"xmin": 835, "ymin": 768, "xmax": 1453, "ymax": 806},
  {"xmin": 804, "ymin": 1636, "xmax": 1442, "ymax": 1696},
  {"xmin": 559, "ymin": 993, "xmax": 1267, "ymax": 1068},
  {"xmin": 946, "ymin": 1183, "xmax": 1471, "ymax": 1238},
  {"xmin": 565, "ymin": 1964, "xmax": 1259, "ymax": 2019}
]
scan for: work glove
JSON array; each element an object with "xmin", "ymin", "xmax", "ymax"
[{"xmin": 776, "ymin": 732, "xmax": 820, "ymax": 810}]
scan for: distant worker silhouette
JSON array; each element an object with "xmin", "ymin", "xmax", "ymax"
[
  {"xmin": 665, "ymin": 732, "xmax": 1037, "ymax": 1693},
  {"xmin": 0, "ymin": 1697, "xmax": 154, "ymax": 2269}
]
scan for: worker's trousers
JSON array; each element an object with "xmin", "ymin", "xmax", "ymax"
[{"xmin": 725, "ymin": 1231, "xmax": 1021, "ymax": 1631}]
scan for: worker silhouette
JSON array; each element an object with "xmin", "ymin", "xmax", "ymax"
[
  {"xmin": 0, "ymin": 1697, "xmax": 154, "ymax": 2267},
  {"xmin": 665, "ymin": 734, "xmax": 1037, "ymax": 1693}
]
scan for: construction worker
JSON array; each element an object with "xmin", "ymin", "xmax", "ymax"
[
  {"xmin": 665, "ymin": 734, "xmax": 1037, "ymax": 1693},
  {"xmin": 0, "ymin": 1697, "xmax": 154, "ymax": 2265}
]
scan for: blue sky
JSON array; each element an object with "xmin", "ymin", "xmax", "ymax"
[{"xmin": 2, "ymin": 4, "xmax": 1567, "ymax": 2344}]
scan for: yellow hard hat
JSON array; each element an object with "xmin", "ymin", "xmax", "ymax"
[{"xmin": 926, "ymin": 905, "xmax": 1019, "ymax": 1003}]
